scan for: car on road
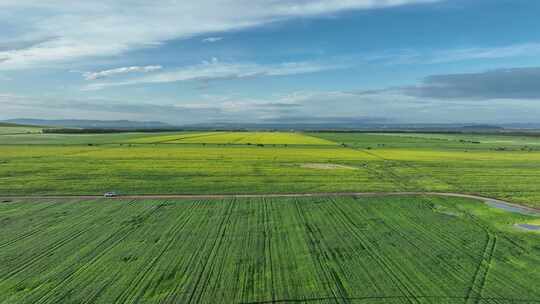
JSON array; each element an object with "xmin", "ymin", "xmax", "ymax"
[{"xmin": 104, "ymin": 192, "xmax": 117, "ymax": 198}]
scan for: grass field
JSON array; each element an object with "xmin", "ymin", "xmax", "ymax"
[{"xmin": 0, "ymin": 195, "xmax": 538, "ymax": 303}]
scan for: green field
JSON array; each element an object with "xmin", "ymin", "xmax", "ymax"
[
  {"xmin": 1, "ymin": 128, "xmax": 539, "ymax": 303},
  {"xmin": 1, "ymin": 130, "xmax": 540, "ymax": 208},
  {"xmin": 0, "ymin": 195, "xmax": 538, "ymax": 303},
  {"xmin": 0, "ymin": 123, "xmax": 42, "ymax": 135}
]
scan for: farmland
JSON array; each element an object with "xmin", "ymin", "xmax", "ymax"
[
  {"xmin": 0, "ymin": 195, "xmax": 538, "ymax": 303},
  {"xmin": 127, "ymin": 131, "xmax": 336, "ymax": 145},
  {"xmin": 1, "ymin": 128, "xmax": 540, "ymax": 303},
  {"xmin": 0, "ymin": 123, "xmax": 42, "ymax": 135},
  {"xmin": 1, "ymin": 130, "xmax": 540, "ymax": 208}
]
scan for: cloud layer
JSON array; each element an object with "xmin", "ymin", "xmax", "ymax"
[
  {"xmin": 83, "ymin": 65, "xmax": 162, "ymax": 80},
  {"xmin": 202, "ymin": 37, "xmax": 224, "ymax": 43},
  {"xmin": 401, "ymin": 67, "xmax": 540, "ymax": 100},
  {"xmin": 0, "ymin": 0, "xmax": 438, "ymax": 70},
  {"xmin": 84, "ymin": 58, "xmax": 344, "ymax": 90}
]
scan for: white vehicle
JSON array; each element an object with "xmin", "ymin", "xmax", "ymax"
[{"xmin": 104, "ymin": 192, "xmax": 117, "ymax": 198}]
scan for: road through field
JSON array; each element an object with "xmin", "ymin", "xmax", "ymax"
[{"xmin": 1, "ymin": 192, "xmax": 538, "ymax": 214}]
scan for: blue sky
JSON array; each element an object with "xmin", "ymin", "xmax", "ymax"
[{"xmin": 1, "ymin": 0, "xmax": 540, "ymax": 125}]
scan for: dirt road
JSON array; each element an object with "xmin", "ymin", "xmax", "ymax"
[{"xmin": 1, "ymin": 192, "xmax": 538, "ymax": 215}]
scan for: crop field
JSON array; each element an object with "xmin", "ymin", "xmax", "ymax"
[
  {"xmin": 309, "ymin": 132, "xmax": 540, "ymax": 151},
  {"xmin": 0, "ymin": 195, "xmax": 538, "ymax": 304},
  {"xmin": 128, "ymin": 132, "xmax": 337, "ymax": 145},
  {"xmin": 308, "ymin": 133, "xmax": 540, "ymax": 207},
  {"xmin": 1, "ymin": 130, "xmax": 540, "ymax": 207},
  {"xmin": 1, "ymin": 128, "xmax": 539, "ymax": 303},
  {"xmin": 371, "ymin": 133, "xmax": 540, "ymax": 148}
]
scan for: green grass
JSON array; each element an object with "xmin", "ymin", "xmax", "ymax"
[
  {"xmin": 1, "ymin": 131, "xmax": 540, "ymax": 208},
  {"xmin": 0, "ymin": 195, "xmax": 537, "ymax": 303}
]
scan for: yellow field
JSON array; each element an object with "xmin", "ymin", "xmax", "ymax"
[
  {"xmin": 125, "ymin": 132, "xmax": 222, "ymax": 143},
  {"xmin": 373, "ymin": 148, "xmax": 540, "ymax": 161},
  {"xmin": 129, "ymin": 131, "xmax": 336, "ymax": 145}
]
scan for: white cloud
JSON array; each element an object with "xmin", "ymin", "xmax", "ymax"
[
  {"xmin": 83, "ymin": 59, "xmax": 345, "ymax": 90},
  {"xmin": 430, "ymin": 43, "xmax": 540, "ymax": 63},
  {"xmin": 247, "ymin": 90, "xmax": 540, "ymax": 124},
  {"xmin": 83, "ymin": 65, "xmax": 162, "ymax": 80},
  {"xmin": 0, "ymin": 0, "xmax": 439, "ymax": 70},
  {"xmin": 202, "ymin": 37, "xmax": 224, "ymax": 43},
  {"xmin": 365, "ymin": 43, "xmax": 540, "ymax": 66},
  {"xmin": 3, "ymin": 88, "xmax": 540, "ymax": 125}
]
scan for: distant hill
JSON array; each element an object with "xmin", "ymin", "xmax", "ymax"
[
  {"xmin": 4, "ymin": 119, "xmax": 174, "ymax": 130},
  {"xmin": 462, "ymin": 125, "xmax": 503, "ymax": 130},
  {"xmin": 0, "ymin": 122, "xmax": 44, "ymax": 128},
  {"xmin": 180, "ymin": 122, "xmax": 540, "ymax": 132},
  {"xmin": 180, "ymin": 122, "xmax": 508, "ymax": 132}
]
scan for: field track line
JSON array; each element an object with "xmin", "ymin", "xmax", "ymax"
[
  {"xmin": 465, "ymin": 234, "xmax": 497, "ymax": 304},
  {"xmin": 238, "ymin": 295, "xmax": 540, "ymax": 304},
  {"xmin": 1, "ymin": 192, "xmax": 538, "ymax": 214}
]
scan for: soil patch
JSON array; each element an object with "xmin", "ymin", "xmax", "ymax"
[{"xmin": 301, "ymin": 163, "xmax": 357, "ymax": 170}]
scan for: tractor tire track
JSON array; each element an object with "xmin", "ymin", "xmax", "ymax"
[
  {"xmin": 112, "ymin": 200, "xmax": 202, "ymax": 304},
  {"xmin": 30, "ymin": 202, "xmax": 165, "ymax": 304}
]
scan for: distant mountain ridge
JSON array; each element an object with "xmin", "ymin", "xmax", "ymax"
[
  {"xmin": 180, "ymin": 122, "xmax": 510, "ymax": 131},
  {"xmin": 4, "ymin": 119, "xmax": 540, "ymax": 132},
  {"xmin": 4, "ymin": 119, "xmax": 174, "ymax": 129},
  {"xmin": 0, "ymin": 122, "xmax": 43, "ymax": 128}
]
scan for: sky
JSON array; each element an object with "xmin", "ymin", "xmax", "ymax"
[{"xmin": 1, "ymin": 0, "xmax": 540, "ymax": 125}]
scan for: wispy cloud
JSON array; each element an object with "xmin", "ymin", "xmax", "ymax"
[
  {"xmin": 4, "ymin": 82, "xmax": 540, "ymax": 125},
  {"xmin": 0, "ymin": 0, "xmax": 439, "ymax": 70},
  {"xmin": 84, "ymin": 58, "xmax": 345, "ymax": 90},
  {"xmin": 83, "ymin": 65, "xmax": 162, "ymax": 80},
  {"xmin": 365, "ymin": 43, "xmax": 540, "ymax": 66},
  {"xmin": 347, "ymin": 66, "xmax": 540, "ymax": 101},
  {"xmin": 429, "ymin": 43, "xmax": 540, "ymax": 63},
  {"xmin": 202, "ymin": 37, "xmax": 224, "ymax": 43}
]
